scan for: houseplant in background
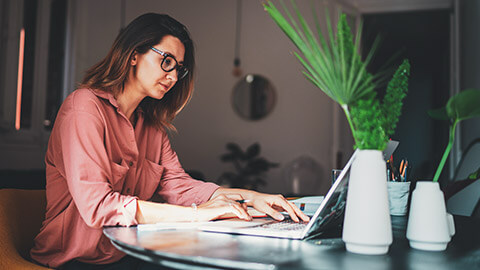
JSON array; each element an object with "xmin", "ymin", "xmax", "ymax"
[
  {"xmin": 406, "ymin": 89, "xmax": 480, "ymax": 251},
  {"xmin": 217, "ymin": 142, "xmax": 279, "ymax": 190},
  {"xmin": 428, "ymin": 89, "xmax": 480, "ymax": 183},
  {"xmin": 264, "ymin": 1, "xmax": 410, "ymax": 254}
]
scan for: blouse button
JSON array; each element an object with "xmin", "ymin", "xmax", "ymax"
[
  {"xmin": 129, "ymin": 161, "xmax": 134, "ymax": 167},
  {"xmin": 127, "ymin": 188, "xmax": 131, "ymax": 193}
]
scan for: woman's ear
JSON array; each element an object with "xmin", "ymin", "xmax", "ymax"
[{"xmin": 130, "ymin": 52, "xmax": 138, "ymax": 66}]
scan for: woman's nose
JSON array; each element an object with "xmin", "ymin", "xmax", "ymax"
[{"xmin": 166, "ymin": 70, "xmax": 178, "ymax": 82}]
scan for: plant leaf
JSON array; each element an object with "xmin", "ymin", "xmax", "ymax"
[
  {"xmin": 446, "ymin": 89, "xmax": 480, "ymax": 121},
  {"xmin": 263, "ymin": 0, "xmax": 383, "ymax": 106},
  {"xmin": 226, "ymin": 143, "xmax": 244, "ymax": 158},
  {"xmin": 263, "ymin": 0, "xmax": 396, "ymax": 148},
  {"xmin": 382, "ymin": 59, "xmax": 410, "ymax": 138},
  {"xmin": 468, "ymin": 167, "xmax": 480, "ymax": 180},
  {"xmin": 246, "ymin": 143, "xmax": 261, "ymax": 159},
  {"xmin": 248, "ymin": 158, "xmax": 270, "ymax": 172},
  {"xmin": 350, "ymin": 92, "xmax": 387, "ymax": 150},
  {"xmin": 428, "ymin": 89, "xmax": 480, "ymax": 122}
]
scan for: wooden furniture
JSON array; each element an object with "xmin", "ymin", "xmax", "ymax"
[{"xmin": 0, "ymin": 189, "xmax": 52, "ymax": 269}]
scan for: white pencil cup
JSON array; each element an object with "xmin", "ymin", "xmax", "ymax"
[{"xmin": 387, "ymin": 181, "xmax": 411, "ymax": 216}]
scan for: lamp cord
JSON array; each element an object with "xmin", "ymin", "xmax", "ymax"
[{"xmin": 234, "ymin": 0, "xmax": 242, "ymax": 69}]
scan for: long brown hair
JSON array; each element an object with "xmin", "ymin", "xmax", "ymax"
[{"xmin": 80, "ymin": 13, "xmax": 195, "ymax": 131}]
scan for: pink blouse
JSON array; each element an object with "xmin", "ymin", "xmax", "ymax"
[{"xmin": 30, "ymin": 89, "xmax": 219, "ymax": 268}]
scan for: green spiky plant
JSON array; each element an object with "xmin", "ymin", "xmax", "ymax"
[
  {"xmin": 428, "ymin": 89, "xmax": 480, "ymax": 182},
  {"xmin": 264, "ymin": 1, "xmax": 409, "ymax": 150},
  {"xmin": 351, "ymin": 60, "xmax": 410, "ymax": 150}
]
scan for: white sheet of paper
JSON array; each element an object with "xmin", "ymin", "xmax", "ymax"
[
  {"xmin": 288, "ymin": 196, "xmax": 324, "ymax": 216},
  {"xmin": 138, "ymin": 222, "xmax": 211, "ymax": 231}
]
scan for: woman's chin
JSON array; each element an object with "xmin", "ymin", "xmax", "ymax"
[{"xmin": 149, "ymin": 91, "xmax": 166, "ymax": 100}]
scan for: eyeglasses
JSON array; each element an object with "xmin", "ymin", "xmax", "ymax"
[{"xmin": 150, "ymin": 47, "xmax": 189, "ymax": 80}]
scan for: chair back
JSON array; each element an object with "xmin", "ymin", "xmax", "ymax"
[
  {"xmin": 447, "ymin": 138, "xmax": 480, "ymax": 217},
  {"xmin": 0, "ymin": 188, "xmax": 51, "ymax": 269},
  {"xmin": 453, "ymin": 138, "xmax": 480, "ymax": 181}
]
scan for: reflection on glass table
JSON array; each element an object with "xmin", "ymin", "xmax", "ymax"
[{"xmin": 104, "ymin": 215, "xmax": 480, "ymax": 270}]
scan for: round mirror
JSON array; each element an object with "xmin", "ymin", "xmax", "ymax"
[{"xmin": 232, "ymin": 74, "xmax": 276, "ymax": 120}]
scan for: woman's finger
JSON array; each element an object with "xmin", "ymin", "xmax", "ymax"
[
  {"xmin": 253, "ymin": 202, "xmax": 285, "ymax": 221},
  {"xmin": 222, "ymin": 194, "xmax": 249, "ymax": 211},
  {"xmin": 228, "ymin": 202, "xmax": 251, "ymax": 220},
  {"xmin": 287, "ymin": 201, "xmax": 310, "ymax": 222},
  {"xmin": 265, "ymin": 196, "xmax": 310, "ymax": 222},
  {"xmin": 272, "ymin": 197, "xmax": 300, "ymax": 222}
]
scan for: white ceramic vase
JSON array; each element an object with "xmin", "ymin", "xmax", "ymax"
[
  {"xmin": 342, "ymin": 150, "xmax": 392, "ymax": 255},
  {"xmin": 406, "ymin": 181, "xmax": 455, "ymax": 251}
]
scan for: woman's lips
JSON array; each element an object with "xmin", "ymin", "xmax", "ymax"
[{"xmin": 159, "ymin": 82, "xmax": 170, "ymax": 91}]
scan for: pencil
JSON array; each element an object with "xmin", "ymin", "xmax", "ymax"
[{"xmin": 399, "ymin": 159, "xmax": 405, "ymax": 176}]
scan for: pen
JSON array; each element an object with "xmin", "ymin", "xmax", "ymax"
[
  {"xmin": 399, "ymin": 159, "xmax": 405, "ymax": 177},
  {"xmin": 236, "ymin": 199, "xmax": 251, "ymax": 204},
  {"xmin": 403, "ymin": 163, "xmax": 408, "ymax": 182},
  {"xmin": 399, "ymin": 160, "xmax": 407, "ymax": 181}
]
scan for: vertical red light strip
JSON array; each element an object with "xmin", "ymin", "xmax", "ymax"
[{"xmin": 15, "ymin": 28, "xmax": 25, "ymax": 130}]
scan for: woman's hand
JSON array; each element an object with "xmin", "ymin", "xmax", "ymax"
[
  {"xmin": 249, "ymin": 193, "xmax": 310, "ymax": 223},
  {"xmin": 210, "ymin": 188, "xmax": 310, "ymax": 223},
  {"xmin": 196, "ymin": 194, "xmax": 252, "ymax": 221}
]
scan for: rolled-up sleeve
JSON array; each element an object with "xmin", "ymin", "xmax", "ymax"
[
  {"xmin": 57, "ymin": 109, "xmax": 138, "ymax": 228},
  {"xmin": 156, "ymin": 131, "xmax": 219, "ymax": 206}
]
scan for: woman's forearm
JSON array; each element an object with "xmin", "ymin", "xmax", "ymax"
[
  {"xmin": 135, "ymin": 200, "xmax": 194, "ymax": 224},
  {"xmin": 136, "ymin": 194, "xmax": 252, "ymax": 223}
]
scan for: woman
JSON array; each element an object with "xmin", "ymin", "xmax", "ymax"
[{"xmin": 31, "ymin": 13, "xmax": 308, "ymax": 269}]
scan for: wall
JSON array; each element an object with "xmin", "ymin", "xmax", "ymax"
[
  {"xmin": 71, "ymin": 0, "xmax": 342, "ymax": 195},
  {"xmin": 460, "ymin": 0, "xmax": 480, "ymax": 149}
]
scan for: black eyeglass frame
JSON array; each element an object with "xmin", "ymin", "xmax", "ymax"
[{"xmin": 150, "ymin": 47, "xmax": 189, "ymax": 79}]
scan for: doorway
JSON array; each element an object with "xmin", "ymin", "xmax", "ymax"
[{"xmin": 362, "ymin": 10, "xmax": 451, "ymax": 183}]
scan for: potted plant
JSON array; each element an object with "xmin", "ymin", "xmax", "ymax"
[
  {"xmin": 264, "ymin": 1, "xmax": 410, "ymax": 254},
  {"xmin": 343, "ymin": 61, "xmax": 409, "ymax": 255},
  {"xmin": 406, "ymin": 89, "xmax": 480, "ymax": 251},
  {"xmin": 428, "ymin": 89, "xmax": 480, "ymax": 183},
  {"xmin": 217, "ymin": 142, "xmax": 279, "ymax": 190}
]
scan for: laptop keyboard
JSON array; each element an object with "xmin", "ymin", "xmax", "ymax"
[{"xmin": 257, "ymin": 219, "xmax": 308, "ymax": 231}]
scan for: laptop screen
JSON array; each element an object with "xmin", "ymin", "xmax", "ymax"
[{"xmin": 301, "ymin": 150, "xmax": 357, "ymax": 239}]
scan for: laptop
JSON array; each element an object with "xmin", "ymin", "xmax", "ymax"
[
  {"xmin": 138, "ymin": 141, "xmax": 398, "ymax": 239},
  {"xmin": 197, "ymin": 150, "xmax": 358, "ymax": 240}
]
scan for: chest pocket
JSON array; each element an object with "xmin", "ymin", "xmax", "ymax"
[
  {"xmin": 109, "ymin": 159, "xmax": 129, "ymax": 192},
  {"xmin": 135, "ymin": 159, "xmax": 164, "ymax": 200}
]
